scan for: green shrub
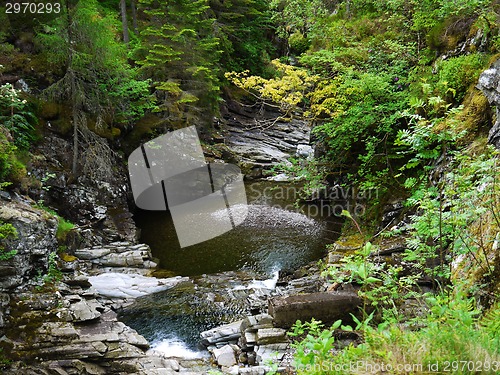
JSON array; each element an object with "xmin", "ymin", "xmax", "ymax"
[
  {"xmin": 0, "ymin": 131, "xmax": 16, "ymax": 182},
  {"xmin": 437, "ymin": 53, "xmax": 488, "ymax": 102},
  {"xmin": 289, "ymin": 31, "xmax": 310, "ymax": 55},
  {"xmin": 0, "ymin": 84, "xmax": 37, "ymax": 150},
  {"xmin": 56, "ymin": 217, "xmax": 75, "ymax": 243},
  {"xmin": 0, "ymin": 221, "xmax": 17, "ymax": 261}
]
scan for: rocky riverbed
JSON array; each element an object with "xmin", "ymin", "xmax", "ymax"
[{"xmin": 0, "ymin": 102, "xmax": 362, "ymax": 374}]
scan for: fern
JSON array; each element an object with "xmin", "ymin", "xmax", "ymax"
[{"xmin": 480, "ymin": 304, "xmax": 500, "ymax": 337}]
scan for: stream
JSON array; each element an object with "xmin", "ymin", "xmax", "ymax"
[{"xmin": 120, "ymin": 181, "xmax": 342, "ymax": 358}]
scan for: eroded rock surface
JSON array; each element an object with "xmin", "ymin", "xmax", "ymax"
[
  {"xmin": 0, "ymin": 198, "xmax": 203, "ymax": 374},
  {"xmin": 477, "ymin": 58, "xmax": 500, "ymax": 148},
  {"xmin": 221, "ymin": 100, "xmax": 312, "ymax": 178}
]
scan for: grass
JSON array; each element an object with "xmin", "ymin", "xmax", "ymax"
[
  {"xmin": 293, "ymin": 291, "xmax": 500, "ymax": 375},
  {"xmin": 56, "ymin": 217, "xmax": 75, "ymax": 243}
]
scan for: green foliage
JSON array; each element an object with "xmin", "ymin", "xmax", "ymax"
[
  {"xmin": 106, "ymin": 77, "xmax": 156, "ymax": 125},
  {"xmin": 0, "ymin": 347, "xmax": 12, "ymax": 367},
  {"xmin": 137, "ymin": 0, "xmax": 220, "ymax": 123},
  {"xmin": 209, "ymin": 0, "xmax": 273, "ymax": 74},
  {"xmin": 437, "ymin": 53, "xmax": 488, "ymax": 102},
  {"xmin": 0, "ymin": 130, "xmax": 18, "ymax": 183},
  {"xmin": 0, "ymin": 221, "xmax": 17, "ymax": 261},
  {"xmin": 36, "ymin": 252, "xmax": 62, "ymax": 290},
  {"xmin": 324, "ymin": 242, "xmax": 381, "ymax": 286},
  {"xmin": 322, "ymin": 288, "xmax": 500, "ymax": 374},
  {"xmin": 301, "ymin": 251, "xmax": 500, "ymax": 374},
  {"xmin": 288, "ymin": 318, "xmax": 341, "ymax": 373},
  {"xmin": 270, "ymin": 0, "xmax": 328, "ymax": 53},
  {"xmin": 56, "ymin": 217, "xmax": 75, "ymax": 244},
  {"xmin": 403, "ymin": 148, "xmax": 500, "ymax": 282},
  {"xmin": 312, "ymin": 71, "xmax": 408, "ymax": 190},
  {"xmin": 0, "ymin": 84, "xmax": 36, "ymax": 150},
  {"xmin": 37, "ymin": 0, "xmax": 153, "ymax": 127},
  {"xmin": 273, "ymin": 157, "xmax": 329, "ymax": 199}
]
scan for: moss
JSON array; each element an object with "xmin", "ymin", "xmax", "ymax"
[
  {"xmin": 334, "ymin": 233, "xmax": 365, "ymax": 250},
  {"xmin": 6, "ymin": 158, "xmax": 27, "ymax": 185},
  {"xmin": 111, "ymin": 127, "xmax": 121, "ymax": 138},
  {"xmin": 122, "ymin": 114, "xmax": 166, "ymax": 153},
  {"xmin": 465, "ymin": 136, "xmax": 489, "ymax": 157},
  {"xmin": 151, "ymin": 269, "xmax": 177, "ymax": 278},
  {"xmin": 59, "ymin": 252, "xmax": 77, "ymax": 262},
  {"xmin": 436, "ymin": 88, "xmax": 491, "ymax": 143},
  {"xmin": 289, "ymin": 31, "xmax": 310, "ymax": 55},
  {"xmin": 38, "ymin": 101, "xmax": 61, "ymax": 120},
  {"xmin": 238, "ymin": 161, "xmax": 253, "ymax": 176},
  {"xmin": 427, "ymin": 16, "xmax": 476, "ymax": 52},
  {"xmin": 56, "ymin": 217, "xmax": 75, "ymax": 244}
]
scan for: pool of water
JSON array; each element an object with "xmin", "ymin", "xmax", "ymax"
[
  {"xmin": 134, "ymin": 181, "xmax": 342, "ymax": 276},
  {"xmin": 123, "ymin": 181, "xmax": 342, "ymax": 356}
]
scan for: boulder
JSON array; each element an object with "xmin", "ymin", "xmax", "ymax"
[
  {"xmin": 88, "ymin": 273, "xmax": 187, "ymax": 299},
  {"xmin": 213, "ymin": 344, "xmax": 237, "ymax": 367},
  {"xmin": 255, "ymin": 328, "xmax": 287, "ymax": 345},
  {"xmin": 268, "ymin": 291, "xmax": 362, "ymax": 328},
  {"xmin": 200, "ymin": 320, "xmax": 242, "ymax": 347}
]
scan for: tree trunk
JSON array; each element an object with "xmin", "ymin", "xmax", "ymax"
[
  {"xmin": 120, "ymin": 0, "xmax": 129, "ymax": 43},
  {"xmin": 72, "ymin": 104, "xmax": 79, "ymax": 176},
  {"xmin": 65, "ymin": 0, "xmax": 79, "ymax": 177},
  {"xmin": 130, "ymin": 0, "xmax": 138, "ymax": 34}
]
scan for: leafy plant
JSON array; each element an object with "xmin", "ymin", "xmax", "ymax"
[
  {"xmin": 437, "ymin": 54, "xmax": 488, "ymax": 103},
  {"xmin": 288, "ymin": 318, "xmax": 341, "ymax": 373},
  {"xmin": 36, "ymin": 252, "xmax": 62, "ymax": 289},
  {"xmin": 0, "ymin": 221, "xmax": 17, "ymax": 261},
  {"xmin": 0, "ymin": 84, "xmax": 36, "ymax": 150}
]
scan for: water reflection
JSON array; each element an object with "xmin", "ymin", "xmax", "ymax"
[{"xmin": 134, "ymin": 181, "xmax": 342, "ymax": 276}]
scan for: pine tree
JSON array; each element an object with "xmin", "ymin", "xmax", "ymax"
[
  {"xmin": 37, "ymin": 0, "xmax": 153, "ymax": 177},
  {"xmin": 209, "ymin": 0, "xmax": 273, "ymax": 74},
  {"xmin": 137, "ymin": 0, "xmax": 220, "ymax": 126}
]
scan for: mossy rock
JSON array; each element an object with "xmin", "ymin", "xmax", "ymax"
[
  {"xmin": 435, "ymin": 88, "xmax": 491, "ymax": 143},
  {"xmin": 332, "ymin": 234, "xmax": 364, "ymax": 251},
  {"xmin": 111, "ymin": 127, "xmax": 121, "ymax": 138},
  {"xmin": 427, "ymin": 16, "xmax": 476, "ymax": 52},
  {"xmin": 122, "ymin": 114, "xmax": 166, "ymax": 153},
  {"xmin": 150, "ymin": 269, "xmax": 177, "ymax": 278},
  {"xmin": 238, "ymin": 161, "xmax": 253, "ymax": 176},
  {"xmin": 49, "ymin": 119, "xmax": 72, "ymax": 136},
  {"xmin": 59, "ymin": 252, "xmax": 77, "ymax": 262},
  {"xmin": 39, "ymin": 101, "xmax": 61, "ymax": 121}
]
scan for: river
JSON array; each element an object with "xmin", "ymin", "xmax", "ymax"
[{"xmin": 120, "ymin": 181, "xmax": 342, "ymax": 357}]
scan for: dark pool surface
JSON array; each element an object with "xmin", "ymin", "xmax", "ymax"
[{"xmin": 134, "ymin": 181, "xmax": 342, "ymax": 276}]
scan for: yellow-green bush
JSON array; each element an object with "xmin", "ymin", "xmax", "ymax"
[{"xmin": 437, "ymin": 53, "xmax": 489, "ymax": 102}]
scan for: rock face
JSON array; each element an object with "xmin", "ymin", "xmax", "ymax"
[
  {"xmin": 222, "ymin": 100, "xmax": 312, "ymax": 178},
  {"xmin": 75, "ymin": 242, "xmax": 158, "ymax": 275},
  {"xmin": 477, "ymin": 58, "xmax": 500, "ymax": 148},
  {"xmin": 3, "ymin": 287, "xmax": 186, "ymax": 374},
  {"xmin": 268, "ymin": 291, "xmax": 362, "ymax": 329},
  {"xmin": 29, "ymin": 133, "xmax": 138, "ymax": 246},
  {"xmin": 0, "ymin": 201, "xmax": 58, "ymax": 291},
  {"xmin": 0, "ymin": 198, "xmax": 196, "ymax": 374}
]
